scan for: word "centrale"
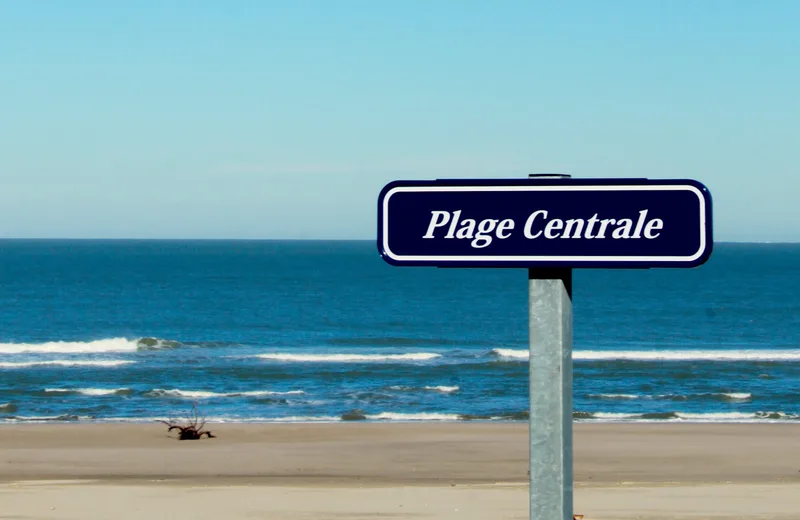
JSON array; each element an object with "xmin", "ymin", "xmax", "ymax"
[{"xmin": 422, "ymin": 209, "xmax": 665, "ymax": 248}]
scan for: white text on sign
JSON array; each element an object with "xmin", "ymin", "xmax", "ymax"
[{"xmin": 422, "ymin": 210, "xmax": 664, "ymax": 249}]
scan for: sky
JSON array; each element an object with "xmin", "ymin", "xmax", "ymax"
[{"xmin": 1, "ymin": 1, "xmax": 798, "ymax": 242}]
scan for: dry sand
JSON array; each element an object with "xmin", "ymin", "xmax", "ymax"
[{"xmin": 1, "ymin": 422, "xmax": 799, "ymax": 519}]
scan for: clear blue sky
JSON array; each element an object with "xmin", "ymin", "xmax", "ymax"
[{"xmin": 2, "ymin": 1, "xmax": 798, "ymax": 241}]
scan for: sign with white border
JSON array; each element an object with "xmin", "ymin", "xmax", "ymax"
[{"xmin": 377, "ymin": 177, "xmax": 713, "ymax": 268}]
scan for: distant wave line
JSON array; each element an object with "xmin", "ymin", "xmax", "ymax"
[
  {"xmin": 388, "ymin": 385, "xmax": 460, "ymax": 394},
  {"xmin": 3, "ymin": 410, "xmax": 798, "ymax": 424},
  {"xmin": 588, "ymin": 392, "xmax": 753, "ymax": 401},
  {"xmin": 252, "ymin": 353, "xmax": 441, "ymax": 362},
  {"xmin": 578, "ymin": 411, "xmax": 799, "ymax": 423},
  {"xmin": 491, "ymin": 348, "xmax": 800, "ymax": 362},
  {"xmin": 145, "ymin": 388, "xmax": 305, "ymax": 399}
]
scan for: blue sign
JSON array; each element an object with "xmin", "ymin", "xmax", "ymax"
[{"xmin": 377, "ymin": 178, "xmax": 713, "ymax": 268}]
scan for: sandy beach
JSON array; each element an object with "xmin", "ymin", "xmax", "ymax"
[{"xmin": 1, "ymin": 422, "xmax": 799, "ymax": 519}]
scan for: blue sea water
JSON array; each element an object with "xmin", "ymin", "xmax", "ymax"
[{"xmin": 0, "ymin": 240, "xmax": 798, "ymax": 424}]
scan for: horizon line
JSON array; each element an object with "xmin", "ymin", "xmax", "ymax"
[{"xmin": 0, "ymin": 237, "xmax": 798, "ymax": 245}]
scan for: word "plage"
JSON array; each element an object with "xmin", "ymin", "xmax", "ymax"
[{"xmin": 422, "ymin": 209, "xmax": 664, "ymax": 248}]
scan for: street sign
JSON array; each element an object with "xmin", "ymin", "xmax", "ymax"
[
  {"xmin": 376, "ymin": 175, "xmax": 713, "ymax": 520},
  {"xmin": 378, "ymin": 177, "xmax": 713, "ymax": 268}
]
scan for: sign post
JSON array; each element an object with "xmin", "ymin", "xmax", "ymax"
[
  {"xmin": 528, "ymin": 267, "xmax": 573, "ymax": 519},
  {"xmin": 526, "ymin": 173, "xmax": 575, "ymax": 520},
  {"xmin": 377, "ymin": 175, "xmax": 712, "ymax": 520}
]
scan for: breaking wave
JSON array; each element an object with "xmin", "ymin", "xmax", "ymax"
[
  {"xmin": 491, "ymin": 348, "xmax": 528, "ymax": 360},
  {"xmin": 145, "ymin": 388, "xmax": 305, "ymax": 399},
  {"xmin": 587, "ymin": 394, "xmax": 639, "ymax": 400},
  {"xmin": 0, "ymin": 360, "xmax": 135, "ymax": 368},
  {"xmin": 588, "ymin": 392, "xmax": 753, "ymax": 402},
  {"xmin": 2, "ymin": 414, "xmax": 94, "ymax": 422},
  {"xmin": 339, "ymin": 410, "xmax": 461, "ymax": 421},
  {"xmin": 0, "ymin": 337, "xmax": 181, "ymax": 354},
  {"xmin": 388, "ymin": 385, "xmax": 460, "ymax": 394},
  {"xmin": 45, "ymin": 388, "xmax": 133, "ymax": 396},
  {"xmin": 575, "ymin": 411, "xmax": 800, "ymax": 423},
  {"xmin": 367, "ymin": 412, "xmax": 460, "ymax": 421},
  {"xmin": 254, "ymin": 352, "xmax": 441, "ymax": 362}
]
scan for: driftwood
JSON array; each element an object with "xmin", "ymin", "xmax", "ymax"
[{"xmin": 157, "ymin": 401, "xmax": 216, "ymax": 440}]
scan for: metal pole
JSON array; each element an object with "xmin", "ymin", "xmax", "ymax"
[
  {"xmin": 528, "ymin": 268, "xmax": 573, "ymax": 519},
  {"xmin": 527, "ymin": 174, "xmax": 574, "ymax": 520}
]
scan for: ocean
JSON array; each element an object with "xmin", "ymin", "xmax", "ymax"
[{"xmin": 0, "ymin": 240, "xmax": 798, "ymax": 424}]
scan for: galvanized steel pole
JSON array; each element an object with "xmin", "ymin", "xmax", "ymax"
[{"xmin": 527, "ymin": 174, "xmax": 574, "ymax": 520}]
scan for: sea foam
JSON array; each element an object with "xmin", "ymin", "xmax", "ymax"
[
  {"xmin": 146, "ymin": 389, "xmax": 305, "ymax": 399},
  {"xmin": 0, "ymin": 337, "xmax": 181, "ymax": 354},
  {"xmin": 388, "ymin": 385, "xmax": 460, "ymax": 393},
  {"xmin": 366, "ymin": 412, "xmax": 461, "ymax": 421},
  {"xmin": 588, "ymin": 394, "xmax": 640, "ymax": 400},
  {"xmin": 2, "ymin": 414, "xmax": 94, "ymax": 422},
  {"xmin": 424, "ymin": 385, "xmax": 460, "ymax": 393},
  {"xmin": 45, "ymin": 388, "xmax": 132, "ymax": 396},
  {"xmin": 491, "ymin": 348, "xmax": 528, "ymax": 359},
  {"xmin": 575, "ymin": 411, "xmax": 799, "ymax": 423},
  {"xmin": 577, "ymin": 350, "xmax": 800, "ymax": 361},
  {"xmin": 254, "ymin": 352, "xmax": 441, "ymax": 362},
  {"xmin": 491, "ymin": 348, "xmax": 800, "ymax": 362},
  {"xmin": 0, "ymin": 360, "xmax": 135, "ymax": 368},
  {"xmin": 589, "ymin": 392, "xmax": 753, "ymax": 401}
]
